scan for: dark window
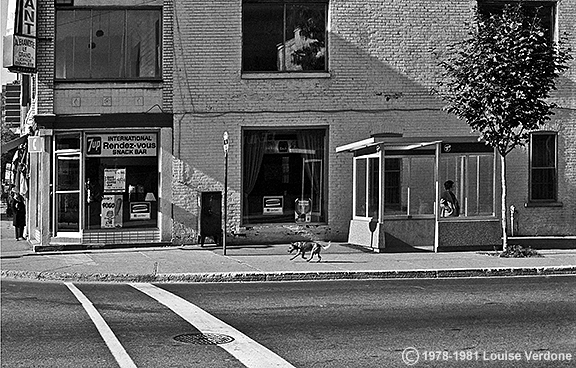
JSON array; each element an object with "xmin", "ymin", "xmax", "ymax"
[
  {"xmin": 55, "ymin": 9, "xmax": 161, "ymax": 80},
  {"xmin": 478, "ymin": 1, "xmax": 556, "ymax": 42},
  {"xmin": 530, "ymin": 132, "xmax": 557, "ymax": 202},
  {"xmin": 242, "ymin": 1, "xmax": 327, "ymax": 72}
]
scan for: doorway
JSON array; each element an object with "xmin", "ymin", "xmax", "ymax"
[{"xmin": 54, "ymin": 153, "xmax": 81, "ymax": 236}]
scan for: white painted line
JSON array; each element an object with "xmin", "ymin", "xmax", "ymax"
[
  {"xmin": 130, "ymin": 283, "xmax": 295, "ymax": 368},
  {"xmin": 65, "ymin": 282, "xmax": 137, "ymax": 368}
]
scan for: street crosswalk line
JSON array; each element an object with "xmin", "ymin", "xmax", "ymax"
[
  {"xmin": 130, "ymin": 282, "xmax": 295, "ymax": 368},
  {"xmin": 65, "ymin": 282, "xmax": 138, "ymax": 368}
]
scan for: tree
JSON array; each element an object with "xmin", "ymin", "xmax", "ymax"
[{"xmin": 437, "ymin": 4, "xmax": 571, "ymax": 250}]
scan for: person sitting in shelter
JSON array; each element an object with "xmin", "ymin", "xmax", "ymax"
[{"xmin": 440, "ymin": 180, "xmax": 460, "ymax": 217}]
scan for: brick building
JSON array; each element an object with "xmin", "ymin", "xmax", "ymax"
[
  {"xmin": 7, "ymin": 0, "xmax": 575, "ymax": 250},
  {"xmin": 1, "ymin": 81, "xmax": 21, "ymax": 130},
  {"xmin": 20, "ymin": 0, "xmax": 174, "ymax": 249},
  {"xmin": 171, "ymin": 0, "xmax": 575, "ymax": 249}
]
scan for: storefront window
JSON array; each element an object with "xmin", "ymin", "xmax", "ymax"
[
  {"xmin": 85, "ymin": 132, "xmax": 158, "ymax": 229},
  {"xmin": 243, "ymin": 128, "xmax": 326, "ymax": 224}
]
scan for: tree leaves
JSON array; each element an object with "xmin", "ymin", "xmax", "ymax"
[{"xmin": 437, "ymin": 3, "xmax": 572, "ymax": 156}]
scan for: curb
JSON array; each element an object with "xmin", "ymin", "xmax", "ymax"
[{"xmin": 2, "ymin": 266, "xmax": 576, "ymax": 283}]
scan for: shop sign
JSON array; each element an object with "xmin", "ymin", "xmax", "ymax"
[
  {"xmin": 130, "ymin": 202, "xmax": 151, "ymax": 220},
  {"xmin": 104, "ymin": 168, "xmax": 126, "ymax": 193},
  {"xmin": 101, "ymin": 195, "xmax": 123, "ymax": 228},
  {"xmin": 263, "ymin": 196, "xmax": 283, "ymax": 215},
  {"xmin": 28, "ymin": 136, "xmax": 45, "ymax": 153},
  {"xmin": 3, "ymin": 0, "xmax": 37, "ymax": 73},
  {"xmin": 3, "ymin": 34, "xmax": 36, "ymax": 73},
  {"xmin": 86, "ymin": 133, "xmax": 157, "ymax": 157}
]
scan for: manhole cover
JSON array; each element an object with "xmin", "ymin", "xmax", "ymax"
[{"xmin": 173, "ymin": 333, "xmax": 235, "ymax": 345}]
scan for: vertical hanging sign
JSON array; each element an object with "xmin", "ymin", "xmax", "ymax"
[{"xmin": 3, "ymin": 0, "xmax": 37, "ymax": 73}]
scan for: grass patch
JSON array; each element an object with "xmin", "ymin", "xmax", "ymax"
[
  {"xmin": 499, "ymin": 244, "xmax": 543, "ymax": 258},
  {"xmin": 480, "ymin": 244, "xmax": 543, "ymax": 258}
]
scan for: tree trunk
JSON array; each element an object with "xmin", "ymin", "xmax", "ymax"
[{"xmin": 500, "ymin": 154, "xmax": 508, "ymax": 252}]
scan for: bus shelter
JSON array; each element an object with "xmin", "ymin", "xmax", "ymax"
[{"xmin": 336, "ymin": 134, "xmax": 502, "ymax": 252}]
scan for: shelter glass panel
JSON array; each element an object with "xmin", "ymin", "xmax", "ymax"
[{"xmin": 440, "ymin": 154, "xmax": 494, "ymax": 217}]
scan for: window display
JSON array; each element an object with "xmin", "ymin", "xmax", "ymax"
[
  {"xmin": 243, "ymin": 128, "xmax": 326, "ymax": 224},
  {"xmin": 85, "ymin": 133, "xmax": 158, "ymax": 229}
]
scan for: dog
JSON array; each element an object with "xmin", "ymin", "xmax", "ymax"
[{"xmin": 288, "ymin": 241, "xmax": 332, "ymax": 262}]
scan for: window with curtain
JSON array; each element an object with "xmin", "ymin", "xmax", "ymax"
[
  {"xmin": 242, "ymin": 128, "xmax": 326, "ymax": 224},
  {"xmin": 242, "ymin": 0, "xmax": 328, "ymax": 72},
  {"xmin": 529, "ymin": 132, "xmax": 557, "ymax": 202},
  {"xmin": 55, "ymin": 8, "xmax": 161, "ymax": 80}
]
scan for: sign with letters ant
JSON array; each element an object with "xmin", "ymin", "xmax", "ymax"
[{"xmin": 86, "ymin": 133, "xmax": 157, "ymax": 157}]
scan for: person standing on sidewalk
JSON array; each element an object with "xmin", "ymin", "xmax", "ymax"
[{"xmin": 11, "ymin": 191, "xmax": 26, "ymax": 240}]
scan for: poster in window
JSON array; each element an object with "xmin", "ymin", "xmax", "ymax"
[
  {"xmin": 101, "ymin": 195, "xmax": 123, "ymax": 228},
  {"xmin": 295, "ymin": 198, "xmax": 312, "ymax": 223},
  {"xmin": 104, "ymin": 168, "xmax": 126, "ymax": 193}
]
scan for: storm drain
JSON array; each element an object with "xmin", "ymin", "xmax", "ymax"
[{"xmin": 173, "ymin": 333, "xmax": 235, "ymax": 345}]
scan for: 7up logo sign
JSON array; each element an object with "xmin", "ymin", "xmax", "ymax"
[{"xmin": 87, "ymin": 136, "xmax": 102, "ymax": 155}]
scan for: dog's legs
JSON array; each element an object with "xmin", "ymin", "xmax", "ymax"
[
  {"xmin": 307, "ymin": 251, "xmax": 318, "ymax": 262},
  {"xmin": 317, "ymin": 253, "xmax": 322, "ymax": 262},
  {"xmin": 290, "ymin": 253, "xmax": 300, "ymax": 260}
]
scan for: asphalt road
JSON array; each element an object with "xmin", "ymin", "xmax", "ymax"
[{"xmin": 2, "ymin": 276, "xmax": 575, "ymax": 368}]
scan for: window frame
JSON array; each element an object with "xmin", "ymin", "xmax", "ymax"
[
  {"xmin": 528, "ymin": 131, "xmax": 558, "ymax": 203},
  {"xmin": 241, "ymin": 0, "xmax": 329, "ymax": 76},
  {"xmin": 353, "ymin": 153, "xmax": 381, "ymax": 220},
  {"xmin": 54, "ymin": 6, "xmax": 163, "ymax": 82}
]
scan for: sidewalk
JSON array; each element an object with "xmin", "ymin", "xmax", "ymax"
[{"xmin": 1, "ymin": 214, "xmax": 576, "ymax": 283}]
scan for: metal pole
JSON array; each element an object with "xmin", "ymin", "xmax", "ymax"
[
  {"xmin": 223, "ymin": 132, "xmax": 229, "ymax": 256},
  {"xmin": 223, "ymin": 152, "xmax": 228, "ymax": 255}
]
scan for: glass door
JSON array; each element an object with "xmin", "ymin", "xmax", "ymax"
[{"xmin": 55, "ymin": 153, "xmax": 81, "ymax": 235}]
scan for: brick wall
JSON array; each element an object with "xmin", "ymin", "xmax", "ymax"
[
  {"xmin": 36, "ymin": 0, "xmax": 54, "ymax": 115},
  {"xmin": 171, "ymin": 0, "xmax": 575, "ymax": 244}
]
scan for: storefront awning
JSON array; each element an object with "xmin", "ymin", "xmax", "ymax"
[{"xmin": 1, "ymin": 135, "xmax": 28, "ymax": 154}]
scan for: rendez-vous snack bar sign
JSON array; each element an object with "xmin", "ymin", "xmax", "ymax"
[{"xmin": 86, "ymin": 133, "xmax": 157, "ymax": 157}]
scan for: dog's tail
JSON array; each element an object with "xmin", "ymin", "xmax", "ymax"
[{"xmin": 321, "ymin": 241, "xmax": 332, "ymax": 250}]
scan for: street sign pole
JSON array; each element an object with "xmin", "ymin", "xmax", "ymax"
[{"xmin": 223, "ymin": 132, "xmax": 229, "ymax": 256}]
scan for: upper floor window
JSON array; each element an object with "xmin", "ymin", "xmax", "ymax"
[
  {"xmin": 55, "ymin": 9, "xmax": 161, "ymax": 80},
  {"xmin": 242, "ymin": 1, "xmax": 328, "ymax": 73},
  {"xmin": 529, "ymin": 132, "xmax": 557, "ymax": 202},
  {"xmin": 478, "ymin": 1, "xmax": 556, "ymax": 42}
]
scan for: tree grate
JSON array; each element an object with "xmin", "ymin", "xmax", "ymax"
[{"xmin": 173, "ymin": 333, "xmax": 235, "ymax": 345}]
